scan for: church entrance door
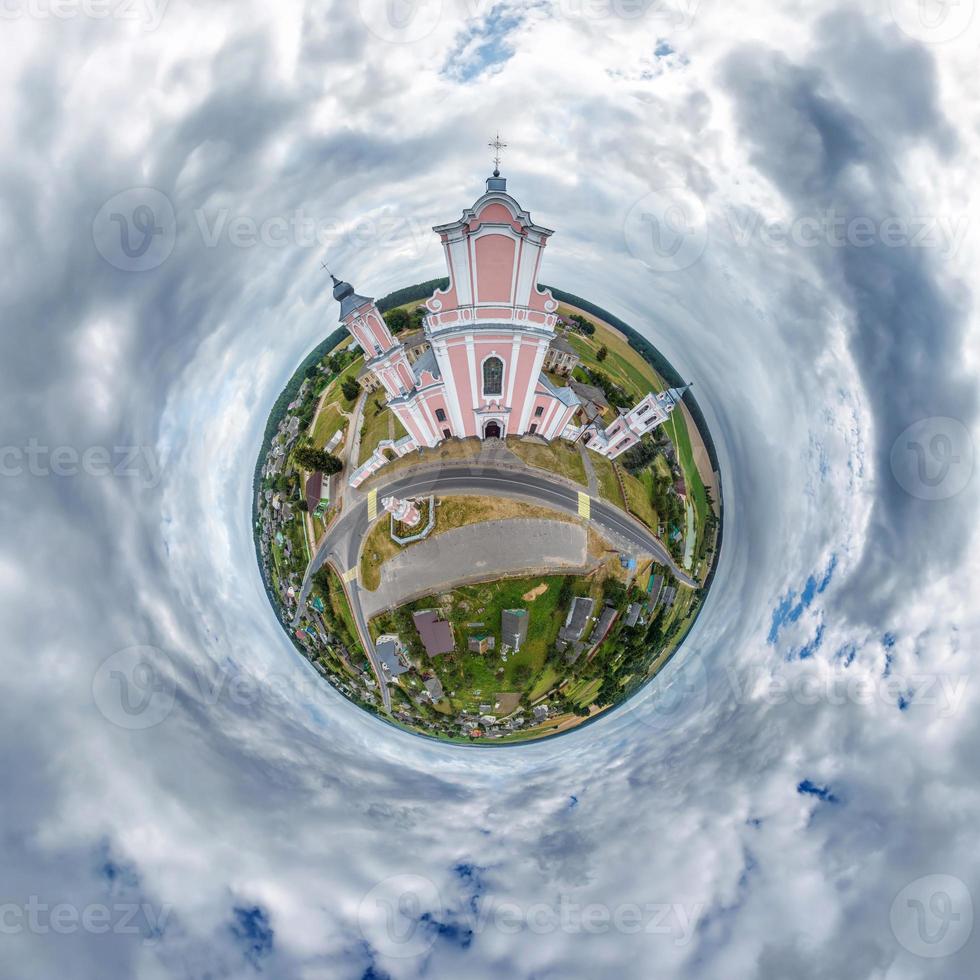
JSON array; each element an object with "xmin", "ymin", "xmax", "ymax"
[{"xmin": 483, "ymin": 420, "xmax": 502, "ymax": 439}]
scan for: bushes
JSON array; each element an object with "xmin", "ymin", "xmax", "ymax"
[{"xmin": 293, "ymin": 444, "xmax": 343, "ymax": 474}]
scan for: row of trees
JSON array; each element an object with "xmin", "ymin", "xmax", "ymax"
[
  {"xmin": 563, "ymin": 312, "xmax": 596, "ymax": 336},
  {"xmin": 293, "ymin": 443, "xmax": 343, "ymax": 475},
  {"xmin": 580, "ymin": 366, "xmax": 633, "ymax": 410},
  {"xmin": 383, "ymin": 305, "xmax": 426, "ymax": 335}
]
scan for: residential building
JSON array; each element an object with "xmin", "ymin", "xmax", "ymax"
[
  {"xmin": 375, "ymin": 634, "xmax": 409, "ymax": 679},
  {"xmin": 468, "ymin": 633, "xmax": 495, "ymax": 654},
  {"xmin": 412, "ymin": 610, "xmax": 455, "ymax": 657},
  {"xmin": 501, "ymin": 609, "xmax": 529, "ymax": 651}
]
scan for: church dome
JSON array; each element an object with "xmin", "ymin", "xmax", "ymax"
[{"xmin": 332, "ymin": 275, "xmax": 354, "ymax": 302}]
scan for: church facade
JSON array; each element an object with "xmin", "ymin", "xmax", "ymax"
[{"xmin": 332, "ymin": 173, "xmax": 686, "ymax": 486}]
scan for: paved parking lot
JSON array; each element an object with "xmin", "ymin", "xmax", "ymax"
[{"xmin": 361, "ymin": 518, "xmax": 588, "ymax": 617}]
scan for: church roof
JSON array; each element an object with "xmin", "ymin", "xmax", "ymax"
[
  {"xmin": 331, "ymin": 275, "xmax": 373, "ymax": 320},
  {"xmin": 538, "ymin": 372, "xmax": 581, "ymax": 408},
  {"xmin": 548, "ymin": 335, "xmax": 576, "ymax": 354},
  {"xmin": 411, "ymin": 347, "xmax": 441, "ymax": 384}
]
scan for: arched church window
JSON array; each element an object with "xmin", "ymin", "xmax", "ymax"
[
  {"xmin": 435, "ymin": 408, "xmax": 447, "ymax": 422},
  {"xmin": 483, "ymin": 356, "xmax": 503, "ymax": 396}
]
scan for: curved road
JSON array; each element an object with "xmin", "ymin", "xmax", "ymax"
[{"xmin": 297, "ymin": 462, "xmax": 696, "ymax": 711}]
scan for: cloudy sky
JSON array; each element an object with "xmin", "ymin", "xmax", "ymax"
[{"xmin": 1, "ymin": 0, "xmax": 979, "ymax": 977}]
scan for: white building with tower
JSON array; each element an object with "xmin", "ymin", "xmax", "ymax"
[{"xmin": 331, "ymin": 155, "xmax": 689, "ymax": 486}]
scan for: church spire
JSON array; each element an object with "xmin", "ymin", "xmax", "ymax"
[{"xmin": 486, "ymin": 132, "xmax": 508, "ymax": 192}]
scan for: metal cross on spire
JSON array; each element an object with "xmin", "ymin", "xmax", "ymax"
[{"xmin": 489, "ymin": 132, "xmax": 507, "ymax": 177}]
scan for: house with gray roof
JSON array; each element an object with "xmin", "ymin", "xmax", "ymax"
[
  {"xmin": 559, "ymin": 596, "xmax": 594, "ymax": 644},
  {"xmin": 423, "ymin": 676, "xmax": 444, "ymax": 702},
  {"xmin": 588, "ymin": 605, "xmax": 619, "ymax": 648},
  {"xmin": 375, "ymin": 634, "xmax": 408, "ymax": 679},
  {"xmin": 543, "ymin": 334, "xmax": 579, "ymax": 376},
  {"xmin": 501, "ymin": 609, "xmax": 529, "ymax": 651},
  {"xmin": 412, "ymin": 610, "xmax": 455, "ymax": 657}
]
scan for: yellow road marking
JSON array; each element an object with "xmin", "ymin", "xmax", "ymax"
[
  {"xmin": 342, "ymin": 567, "xmax": 358, "ymax": 584},
  {"xmin": 367, "ymin": 488, "xmax": 378, "ymax": 521},
  {"xmin": 577, "ymin": 492, "xmax": 591, "ymax": 520}
]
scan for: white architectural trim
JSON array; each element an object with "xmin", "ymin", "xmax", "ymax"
[
  {"xmin": 545, "ymin": 401, "xmax": 569, "ymax": 440},
  {"xmin": 432, "ymin": 338, "xmax": 466, "ymax": 437},
  {"xmin": 505, "ymin": 336, "xmax": 522, "ymax": 406},
  {"xmin": 516, "ymin": 340, "xmax": 550, "ymax": 432},
  {"xmin": 465, "ymin": 336, "xmax": 478, "ymax": 409}
]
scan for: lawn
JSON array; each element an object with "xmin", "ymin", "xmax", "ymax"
[
  {"xmin": 314, "ymin": 564, "xmax": 359, "ymax": 647},
  {"xmin": 665, "ymin": 407, "xmax": 709, "ymax": 535},
  {"xmin": 358, "ymin": 397, "xmax": 398, "ymax": 465},
  {"xmin": 565, "ymin": 677, "xmax": 601, "ymax": 708},
  {"xmin": 311, "ymin": 403, "xmax": 346, "ymax": 451},
  {"xmin": 528, "ymin": 665, "xmax": 560, "ymax": 702},
  {"xmin": 306, "ymin": 354, "xmax": 363, "ymax": 448},
  {"xmin": 560, "ymin": 311, "xmax": 664, "ymax": 403},
  {"xmin": 384, "ymin": 574, "xmax": 571, "ymax": 715},
  {"xmin": 560, "ymin": 309, "xmax": 711, "ymax": 552},
  {"xmin": 364, "ymin": 437, "xmax": 484, "ymax": 484},
  {"xmin": 506, "ymin": 437, "xmax": 588, "ymax": 487},
  {"xmin": 622, "ymin": 468, "xmax": 660, "ymax": 532},
  {"xmin": 590, "ymin": 452, "xmax": 624, "ymax": 506}
]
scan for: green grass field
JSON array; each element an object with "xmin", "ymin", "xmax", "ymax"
[
  {"xmin": 379, "ymin": 574, "xmax": 572, "ymax": 715},
  {"xmin": 590, "ymin": 452, "xmax": 623, "ymax": 506},
  {"xmin": 358, "ymin": 398, "xmax": 398, "ymax": 466},
  {"xmin": 311, "ymin": 403, "xmax": 346, "ymax": 450},
  {"xmin": 562, "ymin": 312, "xmax": 709, "ymax": 551},
  {"xmin": 506, "ymin": 437, "xmax": 588, "ymax": 487}
]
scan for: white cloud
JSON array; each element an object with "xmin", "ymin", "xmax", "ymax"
[{"xmin": 0, "ymin": 2, "xmax": 978, "ymax": 978}]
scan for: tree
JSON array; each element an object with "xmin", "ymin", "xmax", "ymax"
[
  {"xmin": 294, "ymin": 444, "xmax": 343, "ymax": 474},
  {"xmin": 596, "ymin": 345, "xmax": 608, "ymax": 361},
  {"xmin": 383, "ymin": 308, "xmax": 411, "ymax": 334},
  {"xmin": 341, "ymin": 377, "xmax": 361, "ymax": 402}
]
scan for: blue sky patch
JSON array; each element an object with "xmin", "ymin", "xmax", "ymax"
[
  {"xmin": 768, "ymin": 555, "xmax": 837, "ymax": 644},
  {"xmin": 797, "ymin": 780, "xmax": 839, "ymax": 804},
  {"xmin": 231, "ymin": 905, "xmax": 274, "ymax": 967},
  {"xmin": 443, "ymin": 5, "xmax": 524, "ymax": 84}
]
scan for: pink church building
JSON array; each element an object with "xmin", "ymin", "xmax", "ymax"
[{"xmin": 333, "ymin": 172, "xmax": 687, "ymax": 486}]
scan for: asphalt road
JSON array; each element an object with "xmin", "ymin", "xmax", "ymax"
[{"xmin": 297, "ymin": 461, "xmax": 696, "ymax": 713}]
